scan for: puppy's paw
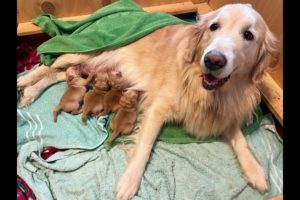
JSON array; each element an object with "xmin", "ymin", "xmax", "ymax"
[
  {"xmin": 243, "ymin": 163, "xmax": 268, "ymax": 193},
  {"xmin": 115, "ymin": 163, "xmax": 143, "ymax": 200}
]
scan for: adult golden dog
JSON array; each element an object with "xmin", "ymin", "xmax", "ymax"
[{"xmin": 17, "ymin": 4, "xmax": 279, "ymax": 200}]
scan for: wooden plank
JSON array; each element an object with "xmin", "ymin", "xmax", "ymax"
[
  {"xmin": 143, "ymin": 2, "xmax": 197, "ymax": 15},
  {"xmin": 196, "ymin": 2, "xmax": 213, "ymax": 15},
  {"xmin": 257, "ymin": 73, "xmax": 283, "ymax": 126},
  {"xmin": 17, "ymin": 2, "xmax": 198, "ymax": 36}
]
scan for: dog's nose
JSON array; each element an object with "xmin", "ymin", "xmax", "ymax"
[{"xmin": 204, "ymin": 50, "xmax": 227, "ymax": 71}]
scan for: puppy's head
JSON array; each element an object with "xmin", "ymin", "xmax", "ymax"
[
  {"xmin": 119, "ymin": 89, "xmax": 138, "ymax": 109},
  {"xmin": 108, "ymin": 70, "xmax": 125, "ymax": 90},
  {"xmin": 66, "ymin": 66, "xmax": 82, "ymax": 83},
  {"xmin": 94, "ymin": 71, "xmax": 110, "ymax": 90},
  {"xmin": 185, "ymin": 4, "xmax": 279, "ymax": 90}
]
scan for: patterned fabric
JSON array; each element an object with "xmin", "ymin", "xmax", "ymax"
[
  {"xmin": 17, "ymin": 43, "xmax": 40, "ymax": 74},
  {"xmin": 17, "ymin": 146, "xmax": 65, "ymax": 199}
]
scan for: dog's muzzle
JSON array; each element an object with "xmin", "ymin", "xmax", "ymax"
[{"xmin": 204, "ymin": 50, "xmax": 227, "ymax": 71}]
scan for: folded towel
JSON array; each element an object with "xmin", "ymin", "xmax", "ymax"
[
  {"xmin": 32, "ymin": 0, "xmax": 189, "ymax": 66},
  {"xmin": 105, "ymin": 106, "xmax": 262, "ymax": 148}
]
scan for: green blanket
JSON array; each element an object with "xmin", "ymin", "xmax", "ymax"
[
  {"xmin": 105, "ymin": 107, "xmax": 262, "ymax": 149},
  {"xmin": 32, "ymin": 0, "xmax": 190, "ymax": 66}
]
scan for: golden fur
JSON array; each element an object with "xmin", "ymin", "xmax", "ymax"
[
  {"xmin": 52, "ymin": 66, "xmax": 94, "ymax": 122},
  {"xmin": 81, "ymin": 70, "xmax": 110, "ymax": 124},
  {"xmin": 17, "ymin": 4, "xmax": 279, "ymax": 200},
  {"xmin": 100, "ymin": 70, "xmax": 128, "ymax": 116},
  {"xmin": 109, "ymin": 89, "xmax": 138, "ymax": 145}
]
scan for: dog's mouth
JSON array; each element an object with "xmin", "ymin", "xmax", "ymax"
[{"xmin": 201, "ymin": 73, "xmax": 230, "ymax": 90}]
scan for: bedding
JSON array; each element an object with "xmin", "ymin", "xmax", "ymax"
[
  {"xmin": 32, "ymin": 0, "xmax": 189, "ymax": 66},
  {"xmin": 17, "ymin": 0, "xmax": 283, "ymax": 198},
  {"xmin": 17, "ymin": 65, "xmax": 282, "ymax": 200}
]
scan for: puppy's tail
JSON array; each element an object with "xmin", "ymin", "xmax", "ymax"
[{"xmin": 53, "ymin": 106, "xmax": 62, "ymax": 122}]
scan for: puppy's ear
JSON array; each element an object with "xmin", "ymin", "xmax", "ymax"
[
  {"xmin": 68, "ymin": 76, "xmax": 74, "ymax": 81},
  {"xmin": 116, "ymin": 71, "xmax": 122, "ymax": 77},
  {"xmin": 251, "ymin": 30, "xmax": 279, "ymax": 82},
  {"xmin": 122, "ymin": 89, "xmax": 128, "ymax": 94}
]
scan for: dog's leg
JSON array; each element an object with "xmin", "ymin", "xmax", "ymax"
[
  {"xmin": 224, "ymin": 127, "xmax": 268, "ymax": 193},
  {"xmin": 18, "ymin": 53, "xmax": 90, "ymax": 89},
  {"xmin": 19, "ymin": 72, "xmax": 66, "ymax": 107},
  {"xmin": 115, "ymin": 103, "xmax": 165, "ymax": 200},
  {"xmin": 17, "ymin": 64, "xmax": 51, "ymax": 90},
  {"xmin": 50, "ymin": 53, "xmax": 91, "ymax": 69}
]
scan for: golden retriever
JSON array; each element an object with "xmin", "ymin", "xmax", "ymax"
[{"xmin": 17, "ymin": 4, "xmax": 279, "ymax": 200}]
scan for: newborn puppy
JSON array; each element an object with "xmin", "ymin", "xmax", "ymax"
[
  {"xmin": 108, "ymin": 90, "xmax": 138, "ymax": 144},
  {"xmin": 81, "ymin": 70, "xmax": 110, "ymax": 124},
  {"xmin": 100, "ymin": 70, "xmax": 126, "ymax": 116},
  {"xmin": 53, "ymin": 66, "xmax": 94, "ymax": 122}
]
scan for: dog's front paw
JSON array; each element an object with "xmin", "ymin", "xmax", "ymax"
[
  {"xmin": 18, "ymin": 86, "xmax": 39, "ymax": 107},
  {"xmin": 17, "ymin": 75, "xmax": 34, "ymax": 91},
  {"xmin": 115, "ymin": 163, "xmax": 143, "ymax": 200},
  {"xmin": 243, "ymin": 162, "xmax": 268, "ymax": 193}
]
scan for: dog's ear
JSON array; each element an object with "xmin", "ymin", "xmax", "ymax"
[
  {"xmin": 183, "ymin": 12, "xmax": 214, "ymax": 63},
  {"xmin": 183, "ymin": 26, "xmax": 204, "ymax": 63},
  {"xmin": 250, "ymin": 29, "xmax": 279, "ymax": 82}
]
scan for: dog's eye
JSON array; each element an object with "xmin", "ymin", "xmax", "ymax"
[
  {"xmin": 209, "ymin": 23, "xmax": 219, "ymax": 31},
  {"xmin": 243, "ymin": 30, "xmax": 254, "ymax": 41}
]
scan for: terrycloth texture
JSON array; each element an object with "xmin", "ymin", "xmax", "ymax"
[
  {"xmin": 105, "ymin": 107, "xmax": 262, "ymax": 146},
  {"xmin": 32, "ymin": 0, "xmax": 189, "ymax": 66},
  {"xmin": 17, "ymin": 115, "xmax": 282, "ymax": 200},
  {"xmin": 17, "ymin": 65, "xmax": 108, "ymax": 152}
]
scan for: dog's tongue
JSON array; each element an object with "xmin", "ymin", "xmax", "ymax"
[{"xmin": 203, "ymin": 74, "xmax": 219, "ymax": 83}]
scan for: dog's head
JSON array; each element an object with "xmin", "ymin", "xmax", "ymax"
[{"xmin": 185, "ymin": 4, "xmax": 279, "ymax": 90}]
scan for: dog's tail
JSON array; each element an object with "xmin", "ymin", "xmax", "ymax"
[{"xmin": 53, "ymin": 105, "xmax": 62, "ymax": 122}]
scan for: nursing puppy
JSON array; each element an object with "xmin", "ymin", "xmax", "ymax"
[
  {"xmin": 100, "ymin": 70, "xmax": 127, "ymax": 116},
  {"xmin": 53, "ymin": 66, "xmax": 94, "ymax": 122},
  {"xmin": 81, "ymin": 70, "xmax": 110, "ymax": 124},
  {"xmin": 18, "ymin": 4, "xmax": 279, "ymax": 199},
  {"xmin": 108, "ymin": 89, "xmax": 138, "ymax": 145}
]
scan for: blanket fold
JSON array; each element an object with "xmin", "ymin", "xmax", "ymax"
[{"xmin": 32, "ymin": 0, "xmax": 189, "ymax": 66}]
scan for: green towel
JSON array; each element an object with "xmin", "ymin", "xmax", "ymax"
[
  {"xmin": 32, "ymin": 0, "xmax": 190, "ymax": 66},
  {"xmin": 105, "ymin": 107, "xmax": 263, "ymax": 148}
]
